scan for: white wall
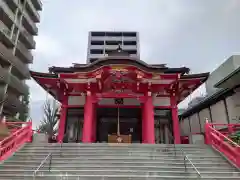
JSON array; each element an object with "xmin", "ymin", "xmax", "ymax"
[
  {"xmin": 226, "ymin": 91, "xmax": 240, "ymax": 123},
  {"xmin": 68, "ymin": 96, "xmax": 85, "ymax": 106},
  {"xmin": 180, "ymin": 118, "xmax": 190, "ymax": 136},
  {"xmin": 98, "ymin": 98, "xmax": 141, "ymax": 106},
  {"xmin": 199, "ymin": 108, "xmax": 211, "ymax": 132},
  {"xmin": 153, "ymin": 97, "xmax": 170, "ymax": 106},
  {"xmin": 210, "ymin": 100, "xmax": 228, "ymax": 129},
  {"xmin": 67, "ymin": 96, "xmax": 171, "ymax": 107},
  {"xmin": 189, "ymin": 113, "xmax": 201, "ymax": 134}
]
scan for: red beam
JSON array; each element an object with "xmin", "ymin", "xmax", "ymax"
[
  {"xmin": 96, "ymin": 92, "xmax": 144, "ymax": 99},
  {"xmin": 63, "ymin": 104, "xmax": 172, "ymax": 109},
  {"xmin": 180, "ymin": 78, "xmax": 202, "ymax": 84},
  {"xmin": 97, "ymin": 105, "xmax": 141, "ymax": 108},
  {"xmin": 160, "ymin": 74, "xmax": 179, "ymax": 80}
]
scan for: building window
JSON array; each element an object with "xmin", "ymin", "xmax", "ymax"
[
  {"xmin": 91, "ymin": 41, "xmax": 104, "ymax": 45},
  {"xmin": 90, "ymin": 49, "xmax": 103, "ymax": 54},
  {"xmin": 122, "ymin": 32, "xmax": 136, "ymax": 37},
  {"xmin": 106, "ymin": 41, "xmax": 122, "ymax": 45},
  {"xmin": 91, "ymin": 32, "xmax": 105, "ymax": 36},
  {"xmin": 123, "ymin": 41, "xmax": 137, "ymax": 45}
]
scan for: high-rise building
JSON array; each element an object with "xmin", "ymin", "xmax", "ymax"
[
  {"xmin": 87, "ymin": 31, "xmax": 140, "ymax": 63},
  {"xmin": 0, "ymin": 0, "xmax": 42, "ymax": 118}
]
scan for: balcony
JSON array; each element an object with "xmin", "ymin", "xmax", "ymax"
[
  {"xmin": 4, "ymin": 0, "xmax": 18, "ymax": 13},
  {"xmin": 0, "ymin": 67, "xmax": 9, "ymax": 84},
  {"xmin": 26, "ymin": 0, "xmax": 40, "ymax": 23},
  {"xmin": 123, "ymin": 36, "xmax": 137, "ymax": 41},
  {"xmin": 91, "ymin": 36, "xmax": 137, "ymax": 42},
  {"xmin": 9, "ymin": 74, "xmax": 29, "ymax": 95},
  {"xmin": 1, "ymin": 0, "xmax": 15, "ymax": 26},
  {"xmin": 19, "ymin": 27, "xmax": 36, "ymax": 49},
  {"xmin": 0, "ymin": 66, "xmax": 29, "ymax": 95},
  {"xmin": 4, "ymin": 95, "xmax": 23, "ymax": 114},
  {"xmin": 0, "ymin": 86, "xmax": 6, "ymax": 101},
  {"xmin": 91, "ymin": 45, "xmax": 137, "ymax": 50},
  {"xmin": 0, "ymin": 19, "xmax": 14, "ymax": 49},
  {"xmin": 91, "ymin": 36, "xmax": 122, "ymax": 41},
  {"xmin": 0, "ymin": 42, "xmax": 30, "ymax": 79},
  {"xmin": 16, "ymin": 41, "xmax": 33, "ymax": 63},
  {"xmin": 32, "ymin": 0, "xmax": 42, "ymax": 11},
  {"xmin": 22, "ymin": 9, "xmax": 38, "ymax": 35}
]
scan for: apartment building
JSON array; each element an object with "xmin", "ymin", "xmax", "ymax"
[
  {"xmin": 87, "ymin": 31, "xmax": 140, "ymax": 63},
  {"xmin": 0, "ymin": 0, "xmax": 42, "ymax": 118}
]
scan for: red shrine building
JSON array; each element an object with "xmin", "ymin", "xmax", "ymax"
[{"xmin": 31, "ymin": 47, "xmax": 209, "ymax": 144}]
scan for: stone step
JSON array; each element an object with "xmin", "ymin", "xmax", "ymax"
[
  {"xmin": 0, "ymin": 165, "xmax": 237, "ymax": 172},
  {"xmin": 24, "ymin": 144, "xmax": 208, "ymax": 147},
  {"xmin": 17, "ymin": 150, "xmax": 216, "ymax": 156},
  {"xmin": 0, "ymin": 174, "xmax": 240, "ymax": 180},
  {"xmin": 22, "ymin": 146, "xmax": 210, "ymax": 150},
  {"xmin": 13, "ymin": 152, "xmax": 221, "ymax": 158},
  {"xmin": 10, "ymin": 156, "xmax": 225, "ymax": 162},
  {"xmin": 2, "ymin": 160, "xmax": 232, "ymax": 167},
  {"xmin": 5, "ymin": 156, "xmax": 227, "ymax": 164},
  {"xmin": 24, "ymin": 143, "xmax": 208, "ymax": 147},
  {"xmin": 9, "ymin": 157, "xmax": 227, "ymax": 164},
  {"xmin": 0, "ymin": 169, "xmax": 240, "ymax": 177},
  {"xmin": 20, "ymin": 146, "xmax": 213, "ymax": 150},
  {"xmin": 13, "ymin": 155, "xmax": 220, "ymax": 160}
]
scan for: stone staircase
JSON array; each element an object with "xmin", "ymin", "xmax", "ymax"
[{"xmin": 0, "ymin": 143, "xmax": 239, "ymax": 179}]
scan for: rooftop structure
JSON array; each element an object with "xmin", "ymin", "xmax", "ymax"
[
  {"xmin": 87, "ymin": 31, "xmax": 140, "ymax": 63},
  {"xmin": 0, "ymin": 0, "xmax": 42, "ymax": 117}
]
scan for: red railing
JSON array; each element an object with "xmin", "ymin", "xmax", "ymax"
[
  {"xmin": 205, "ymin": 121, "xmax": 240, "ymax": 168},
  {"xmin": 0, "ymin": 121, "xmax": 33, "ymax": 161}
]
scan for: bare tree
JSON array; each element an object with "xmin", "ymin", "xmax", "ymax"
[{"xmin": 37, "ymin": 99, "xmax": 59, "ymax": 137}]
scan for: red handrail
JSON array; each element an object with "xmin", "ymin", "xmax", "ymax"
[
  {"xmin": 0, "ymin": 121, "xmax": 33, "ymax": 161},
  {"xmin": 205, "ymin": 121, "xmax": 240, "ymax": 167}
]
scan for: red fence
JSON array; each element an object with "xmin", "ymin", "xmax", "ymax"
[
  {"xmin": 0, "ymin": 121, "xmax": 33, "ymax": 161},
  {"xmin": 205, "ymin": 121, "xmax": 240, "ymax": 168}
]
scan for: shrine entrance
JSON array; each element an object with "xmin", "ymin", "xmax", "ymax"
[{"xmin": 96, "ymin": 107, "xmax": 142, "ymax": 143}]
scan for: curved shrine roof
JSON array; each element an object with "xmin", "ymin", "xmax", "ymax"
[
  {"xmin": 30, "ymin": 52, "xmax": 209, "ymax": 104},
  {"xmin": 48, "ymin": 56, "xmax": 190, "ymax": 75}
]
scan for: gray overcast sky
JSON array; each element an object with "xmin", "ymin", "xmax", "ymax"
[{"xmin": 29, "ymin": 0, "xmax": 240, "ymax": 127}]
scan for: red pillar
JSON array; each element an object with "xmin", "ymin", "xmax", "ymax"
[
  {"xmin": 57, "ymin": 95, "xmax": 68, "ymax": 143},
  {"xmin": 142, "ymin": 104, "xmax": 146, "ymax": 143},
  {"xmin": 142, "ymin": 92, "xmax": 155, "ymax": 144},
  {"xmin": 91, "ymin": 103, "xmax": 97, "ymax": 142},
  {"xmin": 82, "ymin": 92, "xmax": 94, "ymax": 143},
  {"xmin": 170, "ymin": 95, "xmax": 181, "ymax": 144}
]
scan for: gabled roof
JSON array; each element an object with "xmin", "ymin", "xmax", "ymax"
[{"xmin": 49, "ymin": 57, "xmax": 190, "ymax": 75}]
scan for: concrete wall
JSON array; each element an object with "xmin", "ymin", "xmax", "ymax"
[
  {"xmin": 210, "ymin": 100, "xmax": 228, "ymax": 126},
  {"xmin": 180, "ymin": 118, "xmax": 191, "ymax": 136},
  {"xmin": 205, "ymin": 56, "xmax": 235, "ymax": 94},
  {"xmin": 225, "ymin": 91, "xmax": 240, "ymax": 124},
  {"xmin": 189, "ymin": 113, "xmax": 201, "ymax": 133},
  {"xmin": 199, "ymin": 108, "xmax": 211, "ymax": 132},
  {"xmin": 205, "ymin": 55, "xmax": 240, "ymax": 94}
]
